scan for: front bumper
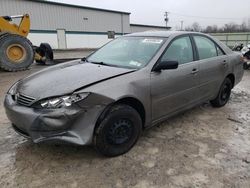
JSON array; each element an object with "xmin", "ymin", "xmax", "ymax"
[{"xmin": 4, "ymin": 94, "xmax": 108, "ymax": 145}]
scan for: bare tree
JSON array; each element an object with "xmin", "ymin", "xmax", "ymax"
[
  {"xmin": 223, "ymin": 22, "xmax": 239, "ymax": 32},
  {"xmin": 205, "ymin": 26, "xmax": 213, "ymax": 33},
  {"xmin": 240, "ymin": 21, "xmax": 248, "ymax": 32},
  {"xmin": 192, "ymin": 22, "xmax": 202, "ymax": 32},
  {"xmin": 186, "ymin": 19, "xmax": 250, "ymax": 33},
  {"xmin": 185, "ymin": 22, "xmax": 202, "ymax": 32}
]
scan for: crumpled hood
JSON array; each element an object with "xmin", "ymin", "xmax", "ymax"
[{"xmin": 17, "ymin": 60, "xmax": 134, "ymax": 99}]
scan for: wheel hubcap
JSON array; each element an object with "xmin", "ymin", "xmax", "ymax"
[
  {"xmin": 221, "ymin": 83, "xmax": 230, "ymax": 102},
  {"xmin": 6, "ymin": 44, "xmax": 27, "ymax": 63},
  {"xmin": 106, "ymin": 119, "xmax": 133, "ymax": 145}
]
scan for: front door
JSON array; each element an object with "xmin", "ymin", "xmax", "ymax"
[{"xmin": 151, "ymin": 35, "xmax": 200, "ymax": 122}]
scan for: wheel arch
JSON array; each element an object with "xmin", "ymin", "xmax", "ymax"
[
  {"xmin": 115, "ymin": 97, "xmax": 146, "ymax": 127},
  {"xmin": 95, "ymin": 97, "xmax": 146, "ymax": 130}
]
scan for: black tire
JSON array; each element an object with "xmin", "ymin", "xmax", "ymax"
[
  {"xmin": 35, "ymin": 43, "xmax": 54, "ymax": 64},
  {"xmin": 0, "ymin": 32, "xmax": 10, "ymax": 40},
  {"xmin": 243, "ymin": 63, "xmax": 249, "ymax": 70},
  {"xmin": 210, "ymin": 78, "xmax": 233, "ymax": 108},
  {"xmin": 244, "ymin": 51, "xmax": 250, "ymax": 60},
  {"xmin": 236, "ymin": 46, "xmax": 241, "ymax": 51},
  {"xmin": 0, "ymin": 34, "xmax": 34, "ymax": 72},
  {"xmin": 94, "ymin": 104, "xmax": 142, "ymax": 157}
]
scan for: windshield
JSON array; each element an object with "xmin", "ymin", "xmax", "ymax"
[{"xmin": 87, "ymin": 37, "xmax": 165, "ymax": 69}]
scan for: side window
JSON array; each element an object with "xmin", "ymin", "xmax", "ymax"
[
  {"xmin": 161, "ymin": 36, "xmax": 194, "ymax": 65},
  {"xmin": 216, "ymin": 46, "xmax": 225, "ymax": 56},
  {"xmin": 194, "ymin": 36, "xmax": 217, "ymax": 60}
]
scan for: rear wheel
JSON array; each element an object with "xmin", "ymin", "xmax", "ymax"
[
  {"xmin": 94, "ymin": 104, "xmax": 142, "ymax": 157},
  {"xmin": 243, "ymin": 62, "xmax": 250, "ymax": 70},
  {"xmin": 210, "ymin": 78, "xmax": 233, "ymax": 107},
  {"xmin": 0, "ymin": 34, "xmax": 34, "ymax": 71}
]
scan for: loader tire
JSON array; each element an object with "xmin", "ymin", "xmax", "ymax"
[
  {"xmin": 0, "ymin": 34, "xmax": 34, "ymax": 72},
  {"xmin": 0, "ymin": 32, "xmax": 10, "ymax": 40}
]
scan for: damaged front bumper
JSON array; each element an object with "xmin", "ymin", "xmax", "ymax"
[{"xmin": 4, "ymin": 94, "xmax": 112, "ymax": 145}]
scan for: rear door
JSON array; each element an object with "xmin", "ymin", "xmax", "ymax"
[
  {"xmin": 151, "ymin": 35, "xmax": 200, "ymax": 122},
  {"xmin": 192, "ymin": 35, "xmax": 229, "ymax": 100}
]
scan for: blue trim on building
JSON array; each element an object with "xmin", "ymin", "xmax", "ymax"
[{"xmin": 30, "ymin": 30, "xmax": 57, "ymax": 34}]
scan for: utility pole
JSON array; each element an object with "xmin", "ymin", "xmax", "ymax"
[
  {"xmin": 180, "ymin": 20, "xmax": 184, "ymax": 31},
  {"xmin": 164, "ymin": 12, "xmax": 169, "ymax": 28}
]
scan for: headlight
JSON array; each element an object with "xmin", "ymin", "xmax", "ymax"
[
  {"xmin": 8, "ymin": 81, "xmax": 19, "ymax": 95},
  {"xmin": 39, "ymin": 92, "xmax": 90, "ymax": 109}
]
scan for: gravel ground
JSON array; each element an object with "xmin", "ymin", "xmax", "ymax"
[{"xmin": 0, "ymin": 64, "xmax": 250, "ymax": 188}]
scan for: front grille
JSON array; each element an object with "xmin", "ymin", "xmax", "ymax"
[{"xmin": 16, "ymin": 93, "xmax": 36, "ymax": 107}]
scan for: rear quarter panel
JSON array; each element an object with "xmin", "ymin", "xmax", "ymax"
[{"xmin": 228, "ymin": 52, "xmax": 244, "ymax": 86}]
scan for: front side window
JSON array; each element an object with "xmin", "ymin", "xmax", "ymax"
[
  {"xmin": 161, "ymin": 36, "xmax": 194, "ymax": 65},
  {"xmin": 217, "ymin": 46, "xmax": 225, "ymax": 56},
  {"xmin": 194, "ymin": 36, "xmax": 218, "ymax": 60},
  {"xmin": 88, "ymin": 37, "xmax": 165, "ymax": 69}
]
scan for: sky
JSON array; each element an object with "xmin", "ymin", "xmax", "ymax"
[{"xmin": 51, "ymin": 0, "xmax": 250, "ymax": 29}]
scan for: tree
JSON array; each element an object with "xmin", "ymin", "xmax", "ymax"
[
  {"xmin": 191, "ymin": 22, "xmax": 202, "ymax": 32},
  {"xmin": 223, "ymin": 22, "xmax": 239, "ymax": 32},
  {"xmin": 240, "ymin": 21, "xmax": 248, "ymax": 32},
  {"xmin": 185, "ymin": 22, "xmax": 202, "ymax": 32},
  {"xmin": 205, "ymin": 26, "xmax": 213, "ymax": 33},
  {"xmin": 186, "ymin": 19, "xmax": 250, "ymax": 33}
]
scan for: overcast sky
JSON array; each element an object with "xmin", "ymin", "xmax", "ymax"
[{"xmin": 51, "ymin": 0, "xmax": 250, "ymax": 29}]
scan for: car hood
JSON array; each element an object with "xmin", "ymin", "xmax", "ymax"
[{"xmin": 17, "ymin": 60, "xmax": 135, "ymax": 99}]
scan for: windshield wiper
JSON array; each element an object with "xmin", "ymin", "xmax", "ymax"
[
  {"xmin": 90, "ymin": 61, "xmax": 119, "ymax": 67},
  {"xmin": 81, "ymin": 58, "xmax": 107, "ymax": 65},
  {"xmin": 81, "ymin": 57, "xmax": 119, "ymax": 67}
]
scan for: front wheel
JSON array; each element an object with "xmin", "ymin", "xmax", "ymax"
[
  {"xmin": 94, "ymin": 104, "xmax": 142, "ymax": 157},
  {"xmin": 210, "ymin": 78, "xmax": 233, "ymax": 108}
]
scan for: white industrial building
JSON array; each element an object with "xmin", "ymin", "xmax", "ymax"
[{"xmin": 0, "ymin": 0, "xmax": 171, "ymax": 49}]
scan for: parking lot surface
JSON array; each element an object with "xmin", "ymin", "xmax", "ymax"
[{"xmin": 0, "ymin": 65, "xmax": 250, "ymax": 188}]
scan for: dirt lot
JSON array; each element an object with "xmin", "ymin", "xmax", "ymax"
[{"xmin": 0, "ymin": 64, "xmax": 250, "ymax": 188}]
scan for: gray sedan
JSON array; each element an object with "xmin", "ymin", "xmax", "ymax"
[{"xmin": 4, "ymin": 31, "xmax": 244, "ymax": 156}]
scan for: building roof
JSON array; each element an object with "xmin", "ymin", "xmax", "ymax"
[
  {"xmin": 25, "ymin": 0, "xmax": 131, "ymax": 15},
  {"xmin": 130, "ymin": 24, "xmax": 171, "ymax": 30}
]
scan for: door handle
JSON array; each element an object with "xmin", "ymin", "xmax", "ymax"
[{"xmin": 191, "ymin": 68, "xmax": 199, "ymax": 74}]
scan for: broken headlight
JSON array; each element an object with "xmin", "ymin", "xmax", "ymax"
[{"xmin": 39, "ymin": 93, "xmax": 90, "ymax": 109}]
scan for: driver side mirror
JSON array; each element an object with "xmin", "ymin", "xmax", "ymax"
[{"xmin": 153, "ymin": 60, "xmax": 179, "ymax": 72}]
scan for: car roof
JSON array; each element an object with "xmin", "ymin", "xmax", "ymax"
[
  {"xmin": 125, "ymin": 31, "xmax": 232, "ymax": 54},
  {"xmin": 126, "ymin": 31, "xmax": 204, "ymax": 38}
]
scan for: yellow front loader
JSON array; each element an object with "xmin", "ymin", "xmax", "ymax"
[{"xmin": 0, "ymin": 14, "xmax": 53, "ymax": 71}]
